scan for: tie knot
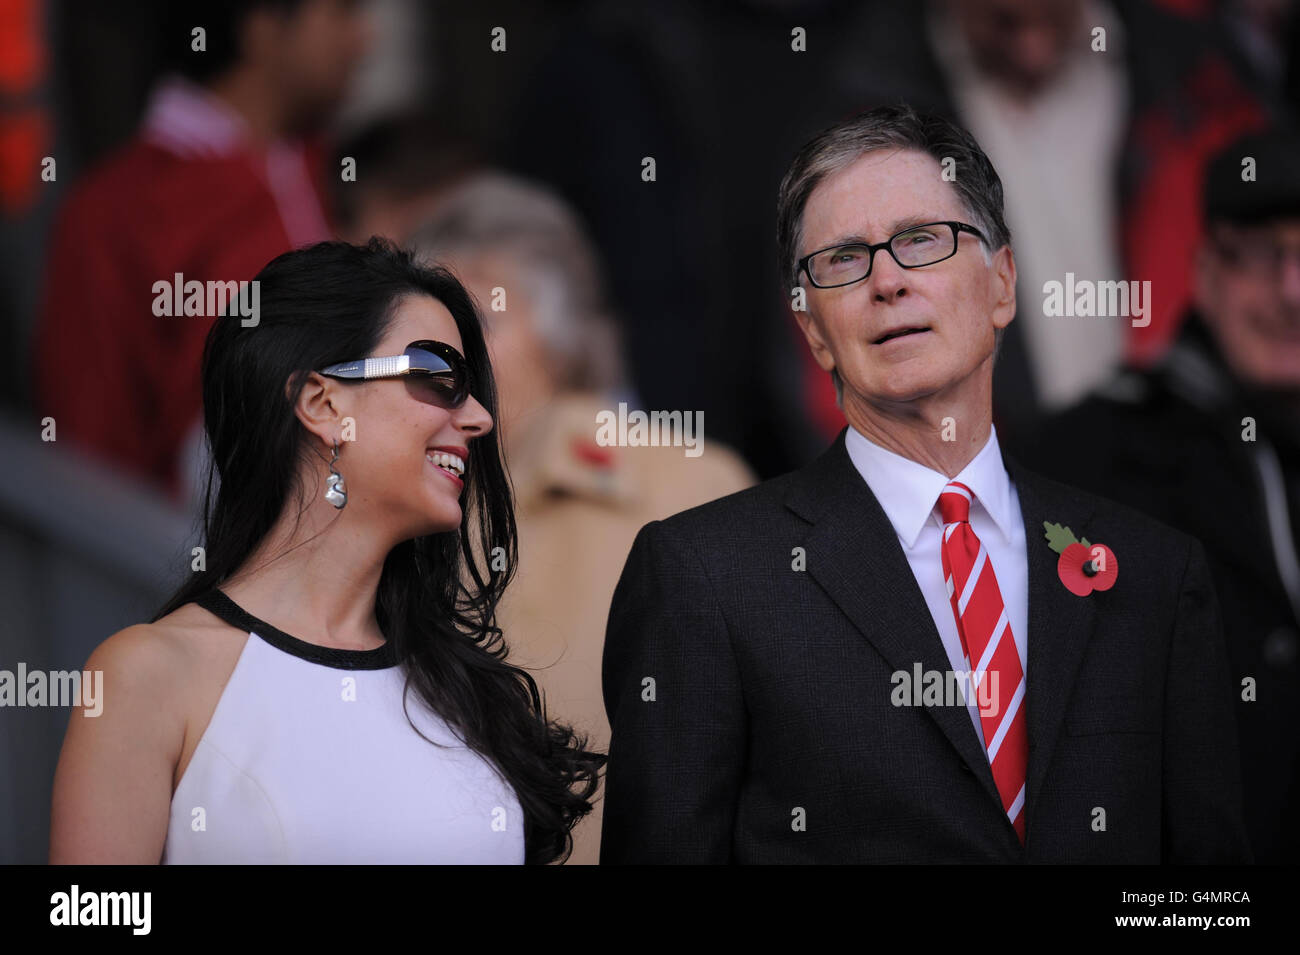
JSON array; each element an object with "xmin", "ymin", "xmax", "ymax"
[{"xmin": 938, "ymin": 481, "xmax": 972, "ymax": 525}]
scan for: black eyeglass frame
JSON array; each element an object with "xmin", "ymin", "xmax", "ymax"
[
  {"xmin": 317, "ymin": 339, "xmax": 472, "ymax": 409},
  {"xmin": 798, "ymin": 221, "xmax": 988, "ymax": 289}
]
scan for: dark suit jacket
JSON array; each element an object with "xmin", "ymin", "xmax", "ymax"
[{"xmin": 599, "ymin": 429, "xmax": 1252, "ymax": 863}]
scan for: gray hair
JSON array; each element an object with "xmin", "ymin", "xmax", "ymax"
[
  {"xmin": 407, "ymin": 172, "xmax": 625, "ymax": 392},
  {"xmin": 776, "ymin": 104, "xmax": 1013, "ymax": 407}
]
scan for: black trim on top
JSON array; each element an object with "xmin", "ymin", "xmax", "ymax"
[{"xmin": 193, "ymin": 589, "xmax": 398, "ymax": 671}]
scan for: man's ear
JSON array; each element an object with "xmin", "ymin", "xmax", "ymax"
[
  {"xmin": 990, "ymin": 245, "xmax": 1017, "ymax": 331},
  {"xmin": 793, "ymin": 300, "xmax": 837, "ymax": 375}
]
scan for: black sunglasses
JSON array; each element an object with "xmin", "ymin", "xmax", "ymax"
[{"xmin": 318, "ymin": 340, "xmax": 472, "ymax": 409}]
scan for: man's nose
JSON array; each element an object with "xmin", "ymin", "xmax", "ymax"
[{"xmin": 867, "ymin": 248, "xmax": 909, "ymax": 301}]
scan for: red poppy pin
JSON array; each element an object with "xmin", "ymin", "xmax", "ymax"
[{"xmin": 1043, "ymin": 522, "xmax": 1117, "ymax": 596}]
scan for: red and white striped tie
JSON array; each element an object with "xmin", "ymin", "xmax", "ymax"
[{"xmin": 938, "ymin": 480, "xmax": 1028, "ymax": 842}]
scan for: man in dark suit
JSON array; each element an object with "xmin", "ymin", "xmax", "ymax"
[{"xmin": 599, "ymin": 104, "xmax": 1251, "ymax": 863}]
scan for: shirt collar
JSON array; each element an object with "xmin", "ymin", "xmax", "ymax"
[
  {"xmin": 844, "ymin": 423, "xmax": 1016, "ymax": 549},
  {"xmin": 141, "ymin": 74, "xmax": 253, "ymax": 158}
]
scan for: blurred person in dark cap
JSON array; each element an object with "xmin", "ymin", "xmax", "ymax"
[
  {"xmin": 1029, "ymin": 125, "xmax": 1300, "ymax": 863},
  {"xmin": 408, "ymin": 171, "xmax": 755, "ymax": 864},
  {"xmin": 31, "ymin": 0, "xmax": 368, "ymax": 501}
]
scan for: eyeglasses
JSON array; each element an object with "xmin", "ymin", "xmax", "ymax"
[
  {"xmin": 318, "ymin": 340, "xmax": 471, "ymax": 409},
  {"xmin": 798, "ymin": 221, "xmax": 987, "ymax": 289}
]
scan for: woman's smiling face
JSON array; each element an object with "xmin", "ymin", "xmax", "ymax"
[{"xmin": 307, "ymin": 293, "xmax": 494, "ymax": 538}]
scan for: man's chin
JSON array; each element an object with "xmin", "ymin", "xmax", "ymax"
[
  {"xmin": 849, "ymin": 371, "xmax": 948, "ymax": 406},
  {"xmin": 1230, "ymin": 343, "xmax": 1300, "ymax": 392}
]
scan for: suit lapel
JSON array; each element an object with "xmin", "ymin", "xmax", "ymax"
[
  {"xmin": 786, "ymin": 430, "xmax": 1005, "ymax": 812},
  {"xmin": 786, "ymin": 432, "xmax": 1105, "ymax": 838},
  {"xmin": 1002, "ymin": 451, "xmax": 1100, "ymax": 830}
]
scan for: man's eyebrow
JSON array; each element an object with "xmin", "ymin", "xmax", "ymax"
[{"xmin": 818, "ymin": 215, "xmax": 948, "ymax": 249}]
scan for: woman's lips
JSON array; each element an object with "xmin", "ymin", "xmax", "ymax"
[{"xmin": 426, "ymin": 455, "xmax": 465, "ymax": 490}]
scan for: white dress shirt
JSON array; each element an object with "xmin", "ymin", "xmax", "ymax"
[{"xmin": 844, "ymin": 424, "xmax": 1029, "ymax": 747}]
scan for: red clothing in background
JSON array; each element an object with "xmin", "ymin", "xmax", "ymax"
[
  {"xmin": 32, "ymin": 77, "xmax": 333, "ymax": 499},
  {"xmin": 1122, "ymin": 57, "xmax": 1266, "ymax": 364}
]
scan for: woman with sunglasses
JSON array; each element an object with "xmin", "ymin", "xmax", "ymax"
[{"xmin": 49, "ymin": 238, "xmax": 603, "ymax": 864}]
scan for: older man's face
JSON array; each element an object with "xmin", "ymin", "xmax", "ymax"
[{"xmin": 795, "ymin": 148, "xmax": 1016, "ymax": 411}]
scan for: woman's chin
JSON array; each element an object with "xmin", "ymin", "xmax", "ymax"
[{"xmin": 423, "ymin": 499, "xmax": 463, "ymax": 534}]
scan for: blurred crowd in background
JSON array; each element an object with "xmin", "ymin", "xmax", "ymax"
[{"xmin": 1, "ymin": 0, "xmax": 1298, "ymax": 863}]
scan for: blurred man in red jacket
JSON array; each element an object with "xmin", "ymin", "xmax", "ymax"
[{"xmin": 33, "ymin": 0, "xmax": 367, "ymax": 500}]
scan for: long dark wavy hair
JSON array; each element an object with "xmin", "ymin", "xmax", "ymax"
[{"xmin": 152, "ymin": 238, "xmax": 604, "ymax": 864}]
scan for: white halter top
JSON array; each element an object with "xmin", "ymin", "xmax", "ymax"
[{"xmin": 160, "ymin": 589, "xmax": 525, "ymax": 864}]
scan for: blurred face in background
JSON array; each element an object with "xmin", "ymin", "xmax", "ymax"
[
  {"xmin": 1196, "ymin": 219, "xmax": 1300, "ymax": 392},
  {"xmin": 952, "ymin": 0, "xmax": 1084, "ymax": 98},
  {"xmin": 794, "ymin": 147, "xmax": 1016, "ymax": 418},
  {"xmin": 255, "ymin": 0, "xmax": 370, "ymax": 133},
  {"xmin": 454, "ymin": 255, "xmax": 563, "ymax": 440}
]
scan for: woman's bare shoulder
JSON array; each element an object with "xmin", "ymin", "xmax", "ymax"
[
  {"xmin": 89, "ymin": 601, "xmax": 244, "ymax": 692},
  {"xmin": 50, "ymin": 600, "xmax": 242, "ymax": 863}
]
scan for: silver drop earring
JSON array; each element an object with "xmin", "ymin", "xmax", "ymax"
[{"xmin": 325, "ymin": 441, "xmax": 347, "ymax": 509}]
